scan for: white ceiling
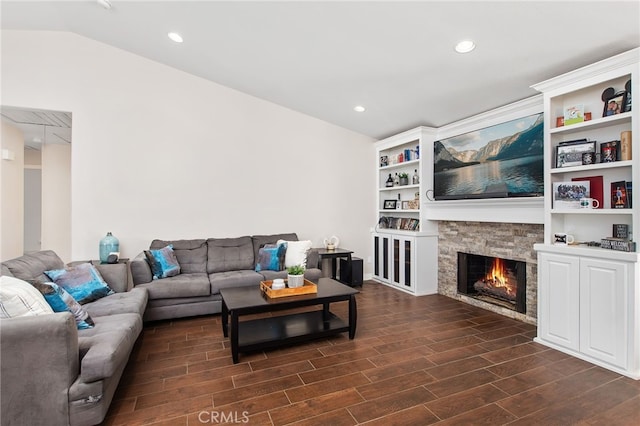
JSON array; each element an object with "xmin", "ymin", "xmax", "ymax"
[{"xmin": 2, "ymin": 1, "xmax": 639, "ymax": 140}]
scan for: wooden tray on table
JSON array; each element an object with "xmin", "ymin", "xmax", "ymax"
[{"xmin": 260, "ymin": 279, "xmax": 318, "ymax": 298}]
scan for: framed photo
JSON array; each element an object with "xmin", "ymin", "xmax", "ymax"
[
  {"xmin": 383, "ymin": 199, "xmax": 397, "ymax": 210},
  {"xmin": 401, "ymin": 201, "xmax": 410, "ymax": 210},
  {"xmin": 600, "ymin": 140, "xmax": 619, "ymax": 162},
  {"xmin": 380, "ymin": 155, "xmax": 388, "ymax": 167},
  {"xmin": 553, "ymin": 181, "xmax": 590, "ymax": 209},
  {"xmin": 603, "ymin": 91, "xmax": 627, "ymax": 117},
  {"xmin": 611, "ymin": 181, "xmax": 629, "ymax": 208},
  {"xmin": 556, "ymin": 141, "xmax": 596, "ymax": 168}
]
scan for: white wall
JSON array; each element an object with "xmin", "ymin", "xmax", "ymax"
[
  {"xmin": 0, "ymin": 121, "xmax": 25, "ymax": 260},
  {"xmin": 1, "ymin": 30, "xmax": 376, "ymax": 268}
]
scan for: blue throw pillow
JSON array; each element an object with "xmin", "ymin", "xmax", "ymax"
[
  {"xmin": 29, "ymin": 280, "xmax": 95, "ymax": 330},
  {"xmin": 255, "ymin": 242, "xmax": 287, "ymax": 272},
  {"xmin": 144, "ymin": 244, "xmax": 181, "ymax": 279},
  {"xmin": 45, "ymin": 263, "xmax": 114, "ymax": 304}
]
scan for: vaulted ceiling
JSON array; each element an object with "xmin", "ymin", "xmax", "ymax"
[{"xmin": 2, "ymin": 1, "xmax": 639, "ymax": 139}]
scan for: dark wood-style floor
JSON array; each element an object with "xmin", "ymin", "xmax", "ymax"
[{"xmin": 102, "ymin": 281, "xmax": 640, "ymax": 425}]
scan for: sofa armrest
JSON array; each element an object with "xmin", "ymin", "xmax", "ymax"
[
  {"xmin": 1, "ymin": 313, "xmax": 79, "ymax": 425},
  {"xmin": 307, "ymin": 248, "xmax": 320, "ymax": 269},
  {"xmin": 131, "ymin": 252, "xmax": 153, "ymax": 285}
]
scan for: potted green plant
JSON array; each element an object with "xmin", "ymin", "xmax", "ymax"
[
  {"xmin": 287, "ymin": 265, "xmax": 305, "ymax": 288},
  {"xmin": 398, "ymin": 172, "xmax": 409, "ymax": 186}
]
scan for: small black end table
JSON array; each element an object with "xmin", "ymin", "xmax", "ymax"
[{"xmin": 316, "ymin": 248, "xmax": 354, "ymax": 285}]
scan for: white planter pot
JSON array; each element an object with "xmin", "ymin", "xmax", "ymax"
[{"xmin": 287, "ymin": 274, "xmax": 304, "ymax": 288}]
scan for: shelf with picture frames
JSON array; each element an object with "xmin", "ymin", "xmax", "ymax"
[{"xmin": 532, "ymin": 48, "xmax": 640, "ymax": 380}]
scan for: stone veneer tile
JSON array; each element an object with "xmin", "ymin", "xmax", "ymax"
[{"xmin": 437, "ymin": 221, "xmax": 543, "ymax": 322}]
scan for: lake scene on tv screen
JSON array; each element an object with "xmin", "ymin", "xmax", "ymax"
[{"xmin": 433, "ymin": 112, "xmax": 544, "ymax": 200}]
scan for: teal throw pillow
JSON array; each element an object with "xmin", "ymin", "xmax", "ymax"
[
  {"xmin": 45, "ymin": 263, "xmax": 114, "ymax": 304},
  {"xmin": 145, "ymin": 244, "xmax": 181, "ymax": 279},
  {"xmin": 255, "ymin": 242, "xmax": 287, "ymax": 272},
  {"xmin": 29, "ymin": 280, "xmax": 95, "ymax": 330}
]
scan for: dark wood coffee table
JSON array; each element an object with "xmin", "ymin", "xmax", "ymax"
[{"xmin": 220, "ymin": 278, "xmax": 358, "ymax": 363}]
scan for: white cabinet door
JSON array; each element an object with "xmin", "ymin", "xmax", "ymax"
[
  {"xmin": 579, "ymin": 258, "xmax": 628, "ymax": 369},
  {"xmin": 538, "ymin": 252, "xmax": 580, "ymax": 351}
]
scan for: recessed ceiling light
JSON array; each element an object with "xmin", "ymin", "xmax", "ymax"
[
  {"xmin": 168, "ymin": 32, "xmax": 183, "ymax": 43},
  {"xmin": 354, "ymin": 105, "xmax": 366, "ymax": 112},
  {"xmin": 455, "ymin": 40, "xmax": 476, "ymax": 53}
]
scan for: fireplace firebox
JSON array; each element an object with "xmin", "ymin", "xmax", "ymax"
[{"xmin": 457, "ymin": 252, "xmax": 526, "ymax": 314}]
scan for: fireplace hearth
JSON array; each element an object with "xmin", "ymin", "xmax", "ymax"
[{"xmin": 457, "ymin": 252, "xmax": 526, "ymax": 314}]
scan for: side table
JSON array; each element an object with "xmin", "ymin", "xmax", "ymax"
[{"xmin": 315, "ymin": 248, "xmax": 354, "ymax": 286}]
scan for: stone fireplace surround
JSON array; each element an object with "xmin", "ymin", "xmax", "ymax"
[{"xmin": 437, "ymin": 221, "xmax": 543, "ymax": 324}]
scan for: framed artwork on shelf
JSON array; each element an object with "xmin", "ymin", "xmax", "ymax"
[
  {"xmin": 383, "ymin": 200, "xmax": 397, "ymax": 210},
  {"xmin": 553, "ymin": 181, "xmax": 590, "ymax": 209},
  {"xmin": 611, "ymin": 181, "xmax": 629, "ymax": 208},
  {"xmin": 556, "ymin": 140, "xmax": 595, "ymax": 168},
  {"xmin": 563, "ymin": 104, "xmax": 584, "ymax": 125},
  {"xmin": 380, "ymin": 155, "xmax": 388, "ymax": 167},
  {"xmin": 572, "ymin": 175, "xmax": 603, "ymax": 209}
]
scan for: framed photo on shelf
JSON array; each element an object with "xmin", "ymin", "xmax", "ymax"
[
  {"xmin": 600, "ymin": 140, "xmax": 620, "ymax": 162},
  {"xmin": 563, "ymin": 104, "xmax": 584, "ymax": 125},
  {"xmin": 383, "ymin": 199, "xmax": 397, "ymax": 210},
  {"xmin": 602, "ymin": 90, "xmax": 627, "ymax": 117},
  {"xmin": 556, "ymin": 140, "xmax": 596, "ymax": 168},
  {"xmin": 553, "ymin": 181, "xmax": 590, "ymax": 209},
  {"xmin": 611, "ymin": 181, "xmax": 629, "ymax": 208},
  {"xmin": 380, "ymin": 155, "xmax": 388, "ymax": 167},
  {"xmin": 401, "ymin": 201, "xmax": 410, "ymax": 210}
]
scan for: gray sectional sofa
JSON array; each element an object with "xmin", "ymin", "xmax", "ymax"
[
  {"xmin": 131, "ymin": 233, "xmax": 322, "ymax": 322},
  {"xmin": 0, "ymin": 250, "xmax": 148, "ymax": 426}
]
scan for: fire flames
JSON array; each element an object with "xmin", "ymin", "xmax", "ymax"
[{"xmin": 480, "ymin": 258, "xmax": 516, "ymax": 299}]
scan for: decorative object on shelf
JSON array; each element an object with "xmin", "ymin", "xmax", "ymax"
[
  {"xmin": 582, "ymin": 152, "xmax": 595, "ymax": 165},
  {"xmin": 397, "ymin": 193, "xmax": 401, "ymax": 209},
  {"xmin": 572, "ymin": 176, "xmax": 603, "ymax": 209},
  {"xmin": 624, "ymin": 79, "xmax": 632, "ymax": 112},
  {"xmin": 621, "ymin": 131, "xmax": 632, "ymax": 160},
  {"xmin": 99, "ymin": 232, "xmax": 119, "ymax": 264},
  {"xmin": 611, "ymin": 181, "xmax": 630, "ymax": 208},
  {"xmin": 600, "ymin": 140, "xmax": 620, "ymax": 162},
  {"xmin": 602, "ymin": 87, "xmax": 627, "ymax": 117},
  {"xmin": 579, "ymin": 197, "xmax": 599, "ymax": 209},
  {"xmin": 406, "ymin": 199, "xmax": 420, "ymax": 210},
  {"xmin": 613, "ymin": 224, "xmax": 629, "ymax": 239},
  {"xmin": 554, "ymin": 232, "xmax": 575, "ymax": 245},
  {"xmin": 383, "ymin": 199, "xmax": 397, "ymax": 209},
  {"xmin": 415, "ymin": 145, "xmax": 420, "ymax": 159},
  {"xmin": 553, "ymin": 181, "xmax": 590, "ymax": 209},
  {"xmin": 585, "ymin": 112, "xmax": 592, "ymax": 121},
  {"xmin": 386, "ymin": 173, "xmax": 394, "ymax": 187},
  {"xmin": 556, "ymin": 116, "xmax": 564, "ymax": 127},
  {"xmin": 564, "ymin": 104, "xmax": 585, "ymax": 125},
  {"xmin": 402, "ymin": 201, "xmax": 410, "ymax": 210},
  {"xmin": 380, "ymin": 155, "xmax": 388, "ymax": 167},
  {"xmin": 404, "ymin": 149, "xmax": 412, "ymax": 161},
  {"xmin": 398, "ymin": 152, "xmax": 404, "ymax": 163},
  {"xmin": 627, "ymin": 181, "xmax": 632, "ymax": 207},
  {"xmin": 398, "ymin": 173, "xmax": 409, "ymax": 186},
  {"xmin": 323, "ymin": 235, "xmax": 340, "ymax": 250},
  {"xmin": 600, "ymin": 238, "xmax": 636, "ymax": 252},
  {"xmin": 412, "ymin": 169, "xmax": 419, "ymax": 184},
  {"xmin": 394, "ymin": 173, "xmax": 399, "ymax": 186},
  {"xmin": 286, "ymin": 265, "xmax": 305, "ymax": 288},
  {"xmin": 555, "ymin": 139, "xmax": 594, "ymax": 168}
]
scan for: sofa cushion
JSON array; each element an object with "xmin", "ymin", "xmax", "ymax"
[
  {"xmin": 83, "ymin": 287, "xmax": 148, "ymax": 318},
  {"xmin": 145, "ymin": 244, "xmax": 181, "ymax": 279},
  {"xmin": 209, "ymin": 270, "xmax": 263, "ymax": 295},
  {"xmin": 251, "ymin": 233, "xmax": 298, "ymax": 264},
  {"xmin": 255, "ymin": 242, "xmax": 287, "ymax": 272},
  {"xmin": 150, "ymin": 239, "xmax": 207, "ymax": 274},
  {"xmin": 77, "ymin": 313, "xmax": 142, "ymax": 382},
  {"xmin": 0, "ymin": 275, "xmax": 54, "ymax": 318},
  {"xmin": 135, "ymin": 273, "xmax": 210, "ymax": 300},
  {"xmin": 207, "ymin": 237, "xmax": 254, "ymax": 273},
  {"xmin": 1, "ymin": 250, "xmax": 65, "ymax": 282},
  {"xmin": 29, "ymin": 280, "xmax": 95, "ymax": 329},
  {"xmin": 45, "ymin": 263, "xmax": 114, "ymax": 304}
]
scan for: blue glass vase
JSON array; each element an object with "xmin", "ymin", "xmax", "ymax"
[{"xmin": 99, "ymin": 232, "xmax": 119, "ymax": 263}]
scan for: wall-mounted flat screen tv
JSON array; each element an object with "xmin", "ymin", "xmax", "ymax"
[{"xmin": 433, "ymin": 112, "xmax": 544, "ymax": 200}]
